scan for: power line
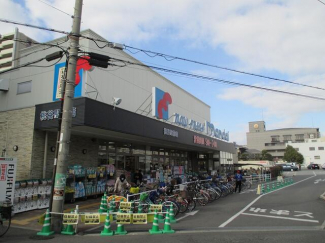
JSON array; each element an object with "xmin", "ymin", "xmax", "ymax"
[
  {"xmin": 0, "ymin": 57, "xmax": 46, "ymax": 75},
  {"xmin": 2, "ymin": 17, "xmax": 325, "ymax": 92},
  {"xmin": 123, "ymin": 46, "xmax": 325, "ymax": 92},
  {"xmin": 0, "ymin": 18, "xmax": 70, "ymax": 35},
  {"xmin": 37, "ymin": 0, "xmax": 73, "ymax": 18},
  {"xmin": 108, "ymin": 56, "xmax": 325, "ymax": 101},
  {"xmin": 317, "ymin": 0, "xmax": 325, "ymax": 6}
]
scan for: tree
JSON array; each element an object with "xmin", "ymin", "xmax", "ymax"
[
  {"xmin": 283, "ymin": 145, "xmax": 304, "ymax": 164},
  {"xmin": 261, "ymin": 150, "xmax": 273, "ymax": 161}
]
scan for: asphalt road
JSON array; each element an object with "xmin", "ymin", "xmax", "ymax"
[{"xmin": 2, "ymin": 169, "xmax": 325, "ymax": 243}]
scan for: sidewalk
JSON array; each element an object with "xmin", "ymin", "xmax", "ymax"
[{"xmin": 11, "ymin": 197, "xmax": 101, "ymax": 231}]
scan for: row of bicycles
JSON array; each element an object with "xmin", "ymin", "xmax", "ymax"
[{"xmin": 123, "ymin": 177, "xmax": 252, "ymax": 217}]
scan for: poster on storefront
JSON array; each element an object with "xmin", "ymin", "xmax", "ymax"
[
  {"xmin": 132, "ymin": 214, "xmax": 147, "ymax": 224},
  {"xmin": 116, "ymin": 213, "xmax": 132, "ymax": 224},
  {"xmin": 84, "ymin": 214, "xmax": 100, "ymax": 224},
  {"xmin": 173, "ymin": 166, "xmax": 184, "ymax": 175},
  {"xmin": 62, "ymin": 213, "xmax": 79, "ymax": 225},
  {"xmin": 0, "ymin": 158, "xmax": 17, "ymax": 204}
]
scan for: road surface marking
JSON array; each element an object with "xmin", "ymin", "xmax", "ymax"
[
  {"xmin": 176, "ymin": 210, "xmax": 199, "ymax": 222},
  {"xmin": 219, "ymin": 173, "xmax": 317, "ymax": 228},
  {"xmin": 241, "ymin": 213, "xmax": 319, "ymax": 223}
]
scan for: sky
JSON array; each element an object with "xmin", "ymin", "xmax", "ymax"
[{"xmin": 1, "ymin": 0, "xmax": 325, "ymax": 145}]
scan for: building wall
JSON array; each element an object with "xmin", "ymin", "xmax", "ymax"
[
  {"xmin": 287, "ymin": 138, "xmax": 325, "ymax": 166},
  {"xmin": 0, "ymin": 107, "xmax": 35, "ymax": 180},
  {"xmin": 30, "ymin": 131, "xmax": 100, "ymax": 179},
  {"xmin": 0, "ymin": 30, "xmax": 210, "ymax": 126},
  {"xmin": 247, "ymin": 121, "xmax": 319, "ymax": 159}
]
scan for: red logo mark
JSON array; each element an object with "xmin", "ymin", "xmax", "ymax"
[
  {"xmin": 75, "ymin": 56, "xmax": 93, "ymax": 85},
  {"xmin": 157, "ymin": 93, "xmax": 172, "ymax": 119}
]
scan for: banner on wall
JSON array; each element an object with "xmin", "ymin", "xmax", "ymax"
[{"xmin": 0, "ymin": 158, "xmax": 17, "ymax": 204}]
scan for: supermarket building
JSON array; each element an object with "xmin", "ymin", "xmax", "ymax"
[{"xmin": 0, "ymin": 29, "xmax": 236, "ymax": 181}]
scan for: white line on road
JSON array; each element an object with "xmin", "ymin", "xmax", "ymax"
[
  {"xmin": 176, "ymin": 210, "xmax": 199, "ymax": 222},
  {"xmin": 241, "ymin": 213, "xmax": 319, "ymax": 223},
  {"xmin": 219, "ymin": 173, "xmax": 317, "ymax": 228}
]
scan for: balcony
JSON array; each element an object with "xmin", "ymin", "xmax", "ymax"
[
  {"xmin": 0, "ymin": 48, "xmax": 13, "ymax": 58},
  {"xmin": 1, "ymin": 40, "xmax": 14, "ymax": 49},
  {"xmin": 0, "ymin": 56, "xmax": 13, "ymax": 66}
]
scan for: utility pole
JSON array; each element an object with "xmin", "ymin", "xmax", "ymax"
[{"xmin": 51, "ymin": 0, "xmax": 83, "ymax": 232}]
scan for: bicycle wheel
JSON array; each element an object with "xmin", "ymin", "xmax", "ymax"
[
  {"xmin": 177, "ymin": 197, "xmax": 189, "ymax": 213},
  {"xmin": 187, "ymin": 198, "xmax": 196, "ymax": 212},
  {"xmin": 207, "ymin": 189, "xmax": 217, "ymax": 202},
  {"xmin": 195, "ymin": 192, "xmax": 208, "ymax": 206},
  {"xmin": 162, "ymin": 201, "xmax": 179, "ymax": 216},
  {"xmin": 245, "ymin": 181, "xmax": 252, "ymax": 189},
  {"xmin": 0, "ymin": 213, "xmax": 11, "ymax": 237}
]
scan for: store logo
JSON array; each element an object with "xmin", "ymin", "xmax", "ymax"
[
  {"xmin": 152, "ymin": 87, "xmax": 172, "ymax": 120},
  {"xmin": 53, "ymin": 56, "xmax": 93, "ymax": 101}
]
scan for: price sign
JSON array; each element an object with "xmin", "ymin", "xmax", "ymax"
[
  {"xmin": 150, "ymin": 204, "xmax": 162, "ymax": 212},
  {"xmin": 119, "ymin": 202, "xmax": 132, "ymax": 212},
  {"xmin": 116, "ymin": 213, "xmax": 132, "ymax": 224},
  {"xmin": 62, "ymin": 213, "xmax": 79, "ymax": 225},
  {"xmin": 84, "ymin": 214, "xmax": 100, "ymax": 224},
  {"xmin": 132, "ymin": 214, "xmax": 147, "ymax": 224}
]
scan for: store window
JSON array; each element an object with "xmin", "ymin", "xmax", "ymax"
[{"xmin": 116, "ymin": 155, "xmax": 124, "ymax": 169}]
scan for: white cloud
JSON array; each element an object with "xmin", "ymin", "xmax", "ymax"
[
  {"xmin": 218, "ymin": 74, "xmax": 325, "ymax": 131},
  {"xmin": 2, "ymin": 0, "xmax": 325, "ymax": 76}
]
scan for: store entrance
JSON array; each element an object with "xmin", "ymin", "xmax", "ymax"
[{"xmin": 125, "ymin": 156, "xmax": 136, "ymax": 171}]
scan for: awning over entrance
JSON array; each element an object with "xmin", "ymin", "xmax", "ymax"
[{"xmin": 34, "ymin": 97, "xmax": 236, "ymax": 154}]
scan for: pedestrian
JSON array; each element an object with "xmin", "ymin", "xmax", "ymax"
[
  {"xmin": 114, "ymin": 174, "xmax": 130, "ymax": 195},
  {"xmin": 234, "ymin": 170, "xmax": 243, "ymax": 193}
]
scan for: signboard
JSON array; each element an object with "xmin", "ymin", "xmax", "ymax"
[
  {"xmin": 132, "ymin": 214, "xmax": 147, "ymax": 224},
  {"xmin": 152, "ymin": 87, "xmax": 172, "ymax": 120},
  {"xmin": 150, "ymin": 204, "xmax": 162, "ymax": 212},
  {"xmin": 0, "ymin": 158, "xmax": 17, "ymax": 204},
  {"xmin": 84, "ymin": 214, "xmax": 100, "ymax": 224},
  {"xmin": 53, "ymin": 58, "xmax": 93, "ymax": 101},
  {"xmin": 62, "ymin": 213, "xmax": 79, "ymax": 225},
  {"xmin": 119, "ymin": 202, "xmax": 132, "ymax": 212},
  {"xmin": 116, "ymin": 213, "xmax": 132, "ymax": 224}
]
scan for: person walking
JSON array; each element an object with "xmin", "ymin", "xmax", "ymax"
[{"xmin": 235, "ymin": 170, "xmax": 243, "ymax": 193}]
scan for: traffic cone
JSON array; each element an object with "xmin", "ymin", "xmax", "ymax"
[
  {"xmin": 98, "ymin": 196, "xmax": 105, "ymax": 213},
  {"xmin": 266, "ymin": 184, "xmax": 270, "ymax": 192},
  {"xmin": 162, "ymin": 209, "xmax": 175, "ymax": 234},
  {"xmin": 37, "ymin": 209, "xmax": 54, "ymax": 236},
  {"xmin": 61, "ymin": 210, "xmax": 76, "ymax": 235},
  {"xmin": 271, "ymin": 183, "xmax": 275, "ymax": 191},
  {"xmin": 261, "ymin": 184, "xmax": 265, "ymax": 194},
  {"xmin": 158, "ymin": 212, "xmax": 165, "ymax": 223},
  {"xmin": 101, "ymin": 211, "xmax": 114, "ymax": 236},
  {"xmin": 115, "ymin": 209, "xmax": 127, "ymax": 235},
  {"xmin": 256, "ymin": 184, "xmax": 261, "ymax": 195},
  {"xmin": 149, "ymin": 211, "xmax": 162, "ymax": 234},
  {"xmin": 169, "ymin": 204, "xmax": 176, "ymax": 223}
]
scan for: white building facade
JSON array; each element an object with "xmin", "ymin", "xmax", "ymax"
[{"xmin": 287, "ymin": 138, "xmax": 325, "ymax": 166}]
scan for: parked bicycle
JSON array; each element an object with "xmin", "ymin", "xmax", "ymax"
[{"xmin": 0, "ymin": 200, "xmax": 12, "ymax": 237}]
